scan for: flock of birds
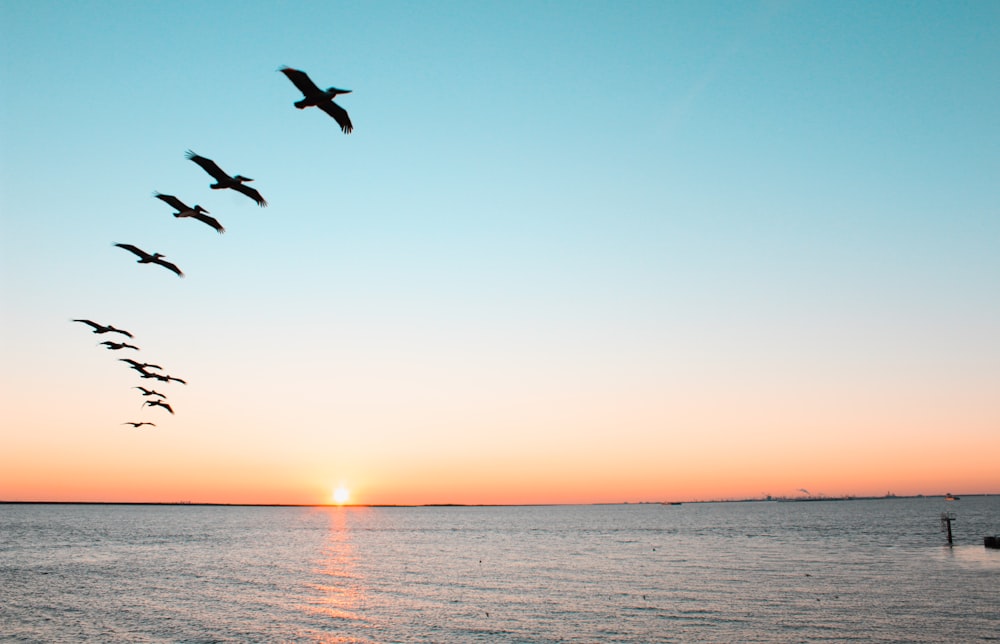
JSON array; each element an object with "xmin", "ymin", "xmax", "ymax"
[{"xmin": 71, "ymin": 67, "xmax": 354, "ymax": 429}]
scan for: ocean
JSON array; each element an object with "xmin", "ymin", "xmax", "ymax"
[{"xmin": 1, "ymin": 498, "xmax": 997, "ymax": 642}]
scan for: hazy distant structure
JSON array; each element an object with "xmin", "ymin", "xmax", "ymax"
[
  {"xmin": 73, "ymin": 319, "xmax": 133, "ymax": 338},
  {"xmin": 114, "ymin": 243, "xmax": 184, "ymax": 277},
  {"xmin": 122, "ymin": 421, "xmax": 156, "ymax": 428},
  {"xmin": 100, "ymin": 340, "xmax": 139, "ymax": 351},
  {"xmin": 154, "ymin": 192, "xmax": 225, "ymax": 233},
  {"xmin": 134, "ymin": 386, "xmax": 166, "ymax": 398},
  {"xmin": 144, "ymin": 399, "xmax": 174, "ymax": 414},
  {"xmin": 279, "ymin": 67, "xmax": 353, "ymax": 134},
  {"xmin": 185, "ymin": 151, "xmax": 267, "ymax": 207}
]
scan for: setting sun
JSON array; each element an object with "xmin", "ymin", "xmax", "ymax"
[{"xmin": 332, "ymin": 487, "xmax": 350, "ymax": 505}]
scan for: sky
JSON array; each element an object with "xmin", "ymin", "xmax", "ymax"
[{"xmin": 1, "ymin": 0, "xmax": 998, "ymax": 505}]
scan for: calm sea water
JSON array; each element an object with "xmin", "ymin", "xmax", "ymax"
[{"xmin": 1, "ymin": 498, "xmax": 997, "ymax": 642}]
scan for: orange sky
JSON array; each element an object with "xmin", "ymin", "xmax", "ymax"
[{"xmin": 2, "ymin": 399, "xmax": 996, "ymax": 505}]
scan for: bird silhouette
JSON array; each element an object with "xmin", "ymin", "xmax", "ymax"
[
  {"xmin": 144, "ymin": 399, "xmax": 174, "ymax": 414},
  {"xmin": 185, "ymin": 151, "xmax": 267, "ymax": 207},
  {"xmin": 151, "ymin": 373, "xmax": 187, "ymax": 385},
  {"xmin": 154, "ymin": 192, "xmax": 225, "ymax": 233},
  {"xmin": 279, "ymin": 66, "xmax": 353, "ymax": 134},
  {"xmin": 114, "ymin": 243, "xmax": 184, "ymax": 277},
  {"xmin": 99, "ymin": 341, "xmax": 139, "ymax": 351},
  {"xmin": 73, "ymin": 319, "xmax": 133, "ymax": 338},
  {"xmin": 120, "ymin": 358, "xmax": 162, "ymax": 372},
  {"xmin": 134, "ymin": 386, "xmax": 166, "ymax": 398},
  {"xmin": 122, "ymin": 421, "xmax": 156, "ymax": 428}
]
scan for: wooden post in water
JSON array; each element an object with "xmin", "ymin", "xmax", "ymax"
[{"xmin": 941, "ymin": 512, "xmax": 955, "ymax": 546}]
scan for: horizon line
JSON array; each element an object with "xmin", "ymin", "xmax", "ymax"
[{"xmin": 2, "ymin": 493, "xmax": 995, "ymax": 508}]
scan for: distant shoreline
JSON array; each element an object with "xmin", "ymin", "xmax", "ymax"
[{"xmin": 1, "ymin": 494, "xmax": 995, "ymax": 508}]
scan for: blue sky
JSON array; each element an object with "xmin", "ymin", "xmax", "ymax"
[{"xmin": 1, "ymin": 1, "xmax": 998, "ymax": 503}]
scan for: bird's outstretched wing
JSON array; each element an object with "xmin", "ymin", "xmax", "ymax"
[
  {"xmin": 232, "ymin": 183, "xmax": 267, "ymax": 207},
  {"xmin": 185, "ymin": 150, "xmax": 229, "ymax": 181},
  {"xmin": 318, "ymin": 101, "xmax": 353, "ymax": 134},
  {"xmin": 188, "ymin": 212, "xmax": 226, "ymax": 233},
  {"xmin": 154, "ymin": 192, "xmax": 189, "ymax": 211},
  {"xmin": 279, "ymin": 66, "xmax": 324, "ymax": 99},
  {"xmin": 73, "ymin": 319, "xmax": 101, "ymax": 330},
  {"xmin": 73, "ymin": 318, "xmax": 132, "ymax": 337},
  {"xmin": 101, "ymin": 341, "xmax": 139, "ymax": 350},
  {"xmin": 153, "ymin": 257, "xmax": 184, "ymax": 277},
  {"xmin": 155, "ymin": 374, "xmax": 187, "ymax": 385},
  {"xmin": 146, "ymin": 399, "xmax": 175, "ymax": 414},
  {"xmin": 120, "ymin": 358, "xmax": 162, "ymax": 370},
  {"xmin": 115, "ymin": 243, "xmax": 149, "ymax": 259}
]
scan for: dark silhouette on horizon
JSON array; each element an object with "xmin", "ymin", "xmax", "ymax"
[
  {"xmin": 185, "ymin": 151, "xmax": 267, "ymax": 207},
  {"xmin": 123, "ymin": 421, "xmax": 156, "ymax": 428},
  {"xmin": 73, "ymin": 319, "xmax": 133, "ymax": 338},
  {"xmin": 279, "ymin": 67, "xmax": 354, "ymax": 134},
  {"xmin": 99, "ymin": 340, "xmax": 139, "ymax": 351},
  {"xmin": 154, "ymin": 192, "xmax": 225, "ymax": 233},
  {"xmin": 134, "ymin": 386, "xmax": 166, "ymax": 398},
  {"xmin": 144, "ymin": 399, "xmax": 174, "ymax": 414},
  {"xmin": 115, "ymin": 243, "xmax": 184, "ymax": 277}
]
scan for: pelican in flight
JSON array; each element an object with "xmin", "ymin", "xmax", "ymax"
[
  {"xmin": 120, "ymin": 358, "xmax": 162, "ymax": 372},
  {"xmin": 144, "ymin": 399, "xmax": 174, "ymax": 414},
  {"xmin": 279, "ymin": 66, "xmax": 354, "ymax": 134},
  {"xmin": 154, "ymin": 192, "xmax": 225, "ymax": 234},
  {"xmin": 185, "ymin": 151, "xmax": 267, "ymax": 207},
  {"xmin": 115, "ymin": 243, "xmax": 184, "ymax": 277},
  {"xmin": 73, "ymin": 319, "xmax": 133, "ymax": 338},
  {"xmin": 151, "ymin": 373, "xmax": 187, "ymax": 385},
  {"xmin": 123, "ymin": 421, "xmax": 156, "ymax": 428},
  {"xmin": 134, "ymin": 386, "xmax": 166, "ymax": 398},
  {"xmin": 100, "ymin": 340, "xmax": 139, "ymax": 351}
]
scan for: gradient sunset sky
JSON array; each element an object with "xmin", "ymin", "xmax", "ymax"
[{"xmin": 1, "ymin": 1, "xmax": 997, "ymax": 505}]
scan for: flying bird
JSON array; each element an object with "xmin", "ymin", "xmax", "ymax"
[
  {"xmin": 144, "ymin": 399, "xmax": 174, "ymax": 414},
  {"xmin": 73, "ymin": 319, "xmax": 133, "ymax": 338},
  {"xmin": 151, "ymin": 373, "xmax": 187, "ymax": 385},
  {"xmin": 154, "ymin": 192, "xmax": 225, "ymax": 234},
  {"xmin": 279, "ymin": 66, "xmax": 354, "ymax": 133},
  {"xmin": 100, "ymin": 341, "xmax": 139, "ymax": 351},
  {"xmin": 119, "ymin": 358, "xmax": 163, "ymax": 372},
  {"xmin": 134, "ymin": 386, "xmax": 166, "ymax": 398},
  {"xmin": 122, "ymin": 422, "xmax": 156, "ymax": 428},
  {"xmin": 115, "ymin": 243, "xmax": 184, "ymax": 277},
  {"xmin": 185, "ymin": 151, "xmax": 267, "ymax": 207}
]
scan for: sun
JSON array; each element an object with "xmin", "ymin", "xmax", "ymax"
[{"xmin": 332, "ymin": 486, "xmax": 350, "ymax": 505}]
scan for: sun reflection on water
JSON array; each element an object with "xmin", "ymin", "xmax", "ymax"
[{"xmin": 298, "ymin": 508, "xmax": 374, "ymax": 642}]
